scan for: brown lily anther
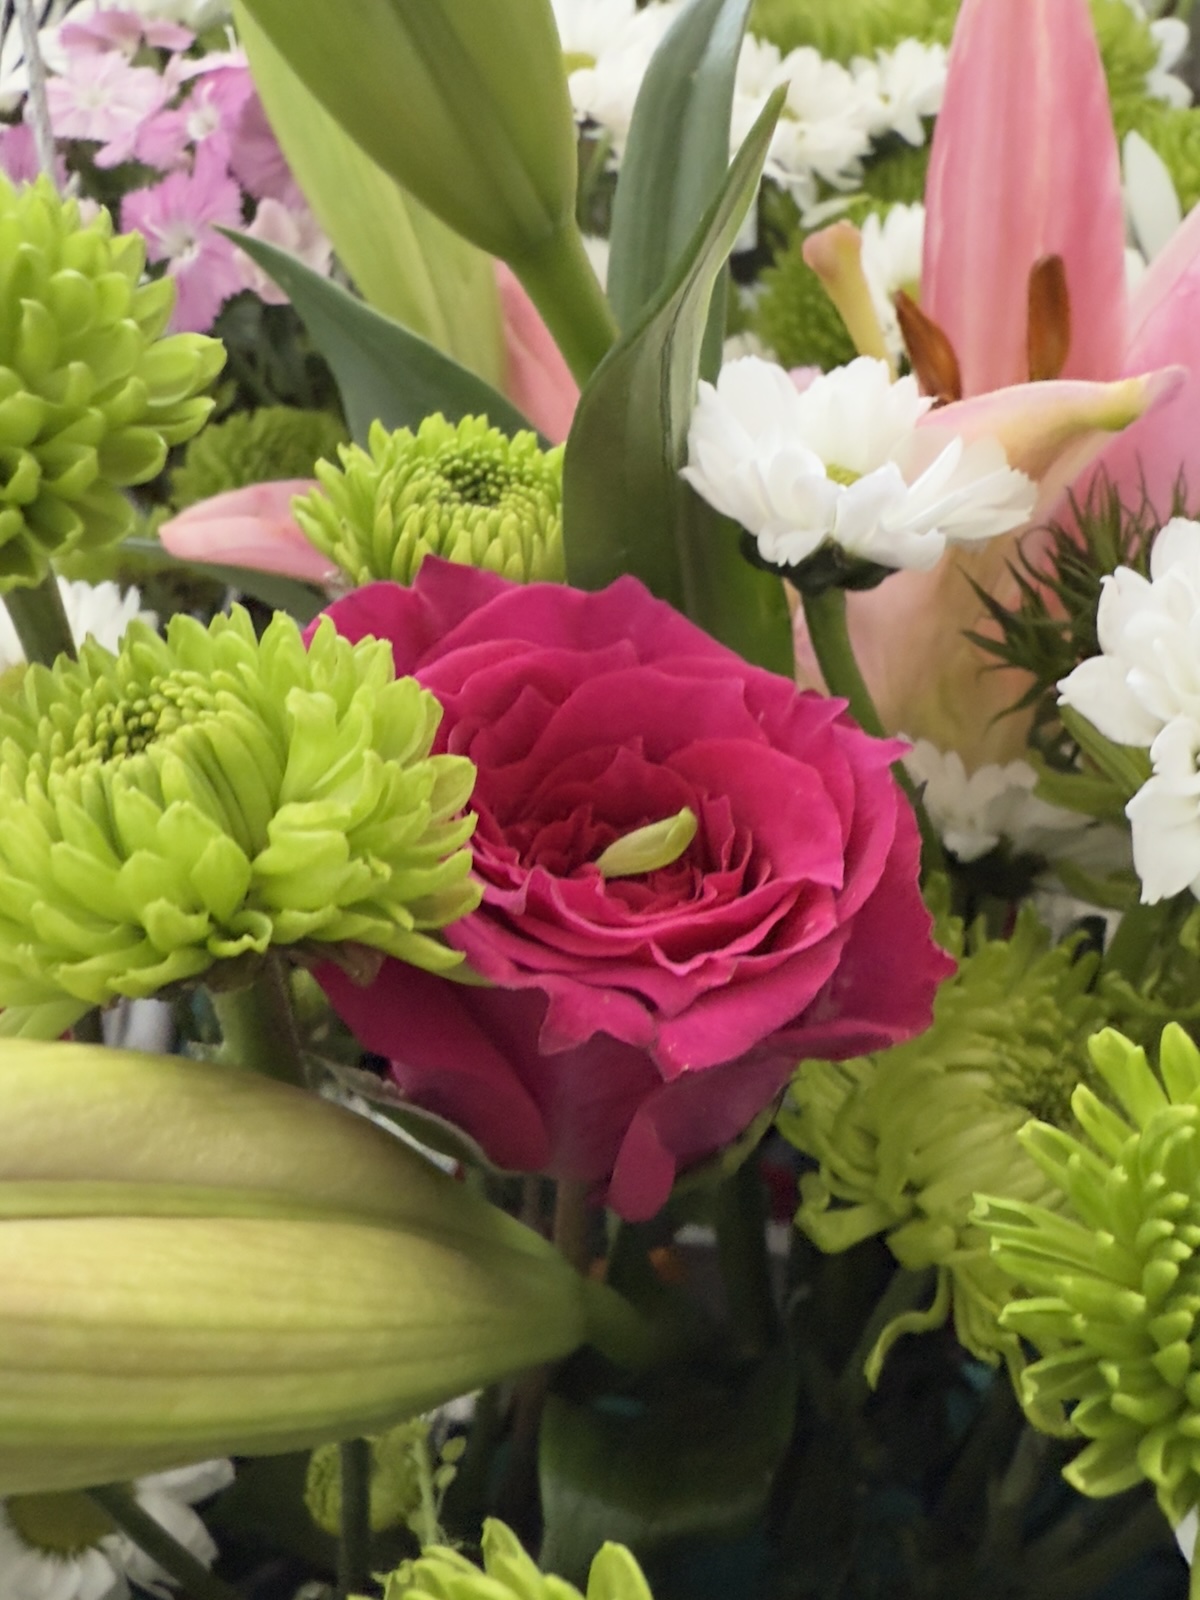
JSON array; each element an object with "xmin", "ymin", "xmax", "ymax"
[
  {"xmin": 894, "ymin": 290, "xmax": 964, "ymax": 405},
  {"xmin": 1026, "ymin": 254, "xmax": 1072, "ymax": 382}
]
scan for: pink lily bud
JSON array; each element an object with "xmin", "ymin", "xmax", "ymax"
[{"xmin": 159, "ymin": 480, "xmax": 339, "ymax": 585}]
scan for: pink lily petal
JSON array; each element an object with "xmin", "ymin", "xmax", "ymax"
[
  {"xmin": 1087, "ymin": 203, "xmax": 1200, "ymax": 518},
  {"xmin": 495, "ymin": 261, "xmax": 579, "ymax": 445},
  {"xmin": 914, "ymin": 367, "xmax": 1186, "ymax": 515},
  {"xmin": 159, "ymin": 481, "xmax": 339, "ymax": 585},
  {"xmin": 922, "ymin": 0, "xmax": 1127, "ymax": 395}
]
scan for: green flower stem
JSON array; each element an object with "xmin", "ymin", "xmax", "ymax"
[
  {"xmin": 336, "ymin": 1437, "xmax": 372, "ymax": 1600},
  {"xmin": 1103, "ymin": 899, "xmax": 1161, "ymax": 987},
  {"xmin": 836, "ymin": 1264, "xmax": 934, "ymax": 1409},
  {"xmin": 3, "ymin": 571, "xmax": 76, "ymax": 666},
  {"xmin": 1033, "ymin": 1500, "xmax": 1182, "ymax": 1600},
  {"xmin": 551, "ymin": 1176, "xmax": 591, "ymax": 1275},
  {"xmin": 511, "ymin": 223, "xmax": 619, "ymax": 388},
  {"xmin": 212, "ymin": 957, "xmax": 306, "ymax": 1086},
  {"xmin": 714, "ymin": 1162, "xmax": 779, "ymax": 1360},
  {"xmin": 578, "ymin": 1274, "xmax": 666, "ymax": 1372},
  {"xmin": 800, "ymin": 585, "xmax": 946, "ymax": 878},
  {"xmin": 86, "ymin": 1485, "xmax": 242, "ymax": 1600}
]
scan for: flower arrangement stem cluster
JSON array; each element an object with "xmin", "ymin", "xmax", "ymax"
[
  {"xmin": 86, "ymin": 1484, "xmax": 242, "ymax": 1600},
  {"xmin": 337, "ymin": 1437, "xmax": 372, "ymax": 1600},
  {"xmin": 213, "ymin": 957, "xmax": 307, "ymax": 1086},
  {"xmin": 799, "ymin": 584, "xmax": 945, "ymax": 874},
  {"xmin": 2, "ymin": 571, "xmax": 77, "ymax": 666}
]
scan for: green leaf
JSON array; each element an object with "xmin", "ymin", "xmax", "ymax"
[
  {"xmin": 225, "ymin": 231, "xmax": 539, "ymax": 446},
  {"xmin": 608, "ymin": 0, "xmax": 753, "ymax": 342},
  {"xmin": 237, "ymin": 4, "xmax": 505, "ymax": 387},
  {"xmin": 539, "ymin": 1347, "xmax": 797, "ymax": 1584},
  {"xmin": 120, "ymin": 537, "xmax": 326, "ymax": 622},
  {"xmin": 563, "ymin": 90, "xmax": 793, "ymax": 673}
]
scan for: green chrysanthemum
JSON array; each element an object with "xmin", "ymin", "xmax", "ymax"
[
  {"xmin": 0, "ymin": 175, "xmax": 222, "ymax": 590},
  {"xmin": 749, "ymin": 0, "xmax": 957, "ymax": 61},
  {"xmin": 293, "ymin": 415, "xmax": 565, "ymax": 588},
  {"xmin": 376, "ymin": 1518, "xmax": 653, "ymax": 1600},
  {"xmin": 752, "ymin": 239, "xmax": 858, "ymax": 372},
  {"xmin": 976, "ymin": 1025, "xmax": 1200, "ymax": 1526},
  {"xmin": 0, "ymin": 607, "xmax": 479, "ymax": 1036},
  {"xmin": 779, "ymin": 903, "xmax": 1109, "ymax": 1382},
  {"xmin": 858, "ymin": 142, "xmax": 931, "ymax": 208},
  {"xmin": 168, "ymin": 405, "xmax": 348, "ymax": 511}
]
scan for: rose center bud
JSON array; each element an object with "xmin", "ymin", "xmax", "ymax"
[
  {"xmin": 7, "ymin": 1490, "xmax": 115, "ymax": 1555},
  {"xmin": 595, "ymin": 807, "xmax": 698, "ymax": 880}
]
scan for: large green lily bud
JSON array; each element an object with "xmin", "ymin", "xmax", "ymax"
[
  {"xmin": 780, "ymin": 903, "xmax": 1108, "ymax": 1385},
  {"xmin": 293, "ymin": 416, "xmax": 564, "ymax": 587},
  {"xmin": 0, "ymin": 175, "xmax": 223, "ymax": 590},
  {"xmin": 977, "ymin": 1024, "xmax": 1200, "ymax": 1525},
  {"xmin": 0, "ymin": 1041, "xmax": 593, "ymax": 1493},
  {"xmin": 377, "ymin": 1517, "xmax": 654, "ymax": 1600},
  {"xmin": 0, "ymin": 605, "xmax": 479, "ymax": 1036},
  {"xmin": 232, "ymin": 0, "xmax": 576, "ymax": 267}
]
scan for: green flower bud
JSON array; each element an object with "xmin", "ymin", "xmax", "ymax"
[
  {"xmin": 0, "ymin": 1040, "xmax": 595, "ymax": 1494},
  {"xmin": 293, "ymin": 416, "xmax": 565, "ymax": 587},
  {"xmin": 0, "ymin": 605, "xmax": 479, "ymax": 1035},
  {"xmin": 377, "ymin": 1518, "xmax": 654, "ymax": 1600},
  {"xmin": 976, "ymin": 1024, "xmax": 1200, "ymax": 1526},
  {"xmin": 168, "ymin": 405, "xmax": 348, "ymax": 511},
  {"xmin": 753, "ymin": 239, "xmax": 858, "ymax": 373},
  {"xmin": 0, "ymin": 175, "xmax": 223, "ymax": 590},
  {"xmin": 306, "ymin": 1420, "xmax": 428, "ymax": 1536},
  {"xmin": 780, "ymin": 902, "xmax": 1109, "ymax": 1382}
]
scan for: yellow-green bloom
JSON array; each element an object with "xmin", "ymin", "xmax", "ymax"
[
  {"xmin": 0, "ymin": 175, "xmax": 222, "ymax": 589},
  {"xmin": 779, "ymin": 903, "xmax": 1108, "ymax": 1381},
  {"xmin": 0, "ymin": 606, "xmax": 478, "ymax": 1035},
  {"xmin": 293, "ymin": 415, "xmax": 564, "ymax": 586},
  {"xmin": 977, "ymin": 1024, "xmax": 1200, "ymax": 1525},
  {"xmin": 376, "ymin": 1518, "xmax": 654, "ymax": 1600},
  {"xmin": 168, "ymin": 405, "xmax": 347, "ymax": 511}
]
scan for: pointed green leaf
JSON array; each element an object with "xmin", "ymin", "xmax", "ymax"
[
  {"xmin": 225, "ymin": 231, "xmax": 538, "ymax": 445},
  {"xmin": 236, "ymin": 5, "xmax": 505, "ymax": 388},
  {"xmin": 608, "ymin": 0, "xmax": 753, "ymax": 339},
  {"xmin": 563, "ymin": 91, "xmax": 792, "ymax": 672}
]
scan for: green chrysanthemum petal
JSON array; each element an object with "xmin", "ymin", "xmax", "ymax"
[
  {"xmin": 168, "ymin": 405, "xmax": 349, "ymax": 511},
  {"xmin": 294, "ymin": 415, "xmax": 564, "ymax": 588},
  {"xmin": 0, "ymin": 176, "xmax": 222, "ymax": 589},
  {"xmin": 752, "ymin": 236, "xmax": 858, "ymax": 371},
  {"xmin": 780, "ymin": 900, "xmax": 1110, "ymax": 1379},
  {"xmin": 0, "ymin": 607, "xmax": 479, "ymax": 1034},
  {"xmin": 378, "ymin": 1517, "xmax": 654, "ymax": 1600},
  {"xmin": 749, "ymin": 0, "xmax": 957, "ymax": 60},
  {"xmin": 975, "ymin": 1024, "xmax": 1200, "ymax": 1526}
]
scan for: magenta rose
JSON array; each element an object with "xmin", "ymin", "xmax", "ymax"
[{"xmin": 315, "ymin": 560, "xmax": 953, "ymax": 1221}]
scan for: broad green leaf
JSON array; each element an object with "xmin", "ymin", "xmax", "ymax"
[
  {"xmin": 236, "ymin": 3, "xmax": 505, "ymax": 388},
  {"xmin": 563, "ymin": 91, "xmax": 793, "ymax": 672},
  {"xmin": 608, "ymin": 0, "xmax": 754, "ymax": 336},
  {"xmin": 227, "ymin": 231, "xmax": 539, "ymax": 446},
  {"xmin": 539, "ymin": 1347, "xmax": 797, "ymax": 1583},
  {"xmin": 232, "ymin": 0, "xmax": 576, "ymax": 262}
]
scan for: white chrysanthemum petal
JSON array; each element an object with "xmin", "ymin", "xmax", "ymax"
[
  {"xmin": 860, "ymin": 203, "xmax": 925, "ymax": 364},
  {"xmin": 903, "ymin": 740, "xmax": 1089, "ymax": 863},
  {"xmin": 1059, "ymin": 654, "xmax": 1165, "ymax": 747},
  {"xmin": 853, "ymin": 39, "xmax": 946, "ymax": 146},
  {"xmin": 0, "ymin": 579, "xmax": 153, "ymax": 674},
  {"xmin": 1128, "ymin": 718, "xmax": 1200, "ymax": 901},
  {"xmin": 1123, "ymin": 131, "xmax": 1182, "ymax": 262}
]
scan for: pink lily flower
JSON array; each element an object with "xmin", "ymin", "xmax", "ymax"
[
  {"xmin": 159, "ymin": 481, "xmax": 339, "ymax": 585},
  {"xmin": 796, "ymin": 0, "xmax": 1187, "ymax": 767},
  {"xmin": 495, "ymin": 261, "xmax": 579, "ymax": 445}
]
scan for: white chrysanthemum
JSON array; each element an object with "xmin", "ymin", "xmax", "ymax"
[
  {"xmin": 1058, "ymin": 518, "xmax": 1200, "ymax": 903},
  {"xmin": 853, "ymin": 39, "xmax": 947, "ymax": 146},
  {"xmin": 549, "ymin": 0, "xmax": 639, "ymax": 63},
  {"xmin": 769, "ymin": 48, "xmax": 878, "ymax": 211},
  {"xmin": 682, "ymin": 355, "xmax": 1035, "ymax": 572},
  {"xmin": 902, "ymin": 740, "xmax": 1089, "ymax": 863},
  {"xmin": 0, "ymin": 1461, "xmax": 233, "ymax": 1600},
  {"xmin": 860, "ymin": 202, "xmax": 924, "ymax": 366},
  {"xmin": 1123, "ymin": 130, "xmax": 1181, "ymax": 272},
  {"xmin": 0, "ymin": 579, "xmax": 154, "ymax": 673},
  {"xmin": 1148, "ymin": 15, "xmax": 1192, "ymax": 107},
  {"xmin": 565, "ymin": 0, "xmax": 680, "ymax": 161}
]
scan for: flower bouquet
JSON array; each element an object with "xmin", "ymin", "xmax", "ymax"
[{"xmin": 0, "ymin": 0, "xmax": 1199, "ymax": 1597}]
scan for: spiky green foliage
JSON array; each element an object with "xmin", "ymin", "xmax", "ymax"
[
  {"xmin": 168, "ymin": 405, "xmax": 347, "ymax": 511},
  {"xmin": 293, "ymin": 416, "xmax": 564, "ymax": 587},
  {"xmin": 858, "ymin": 141, "xmax": 931, "ymax": 208},
  {"xmin": 0, "ymin": 607, "xmax": 479, "ymax": 1036},
  {"xmin": 0, "ymin": 175, "xmax": 222, "ymax": 590},
  {"xmin": 780, "ymin": 901, "xmax": 1109, "ymax": 1385},
  {"xmin": 1091, "ymin": 0, "xmax": 1165, "ymax": 136},
  {"xmin": 376, "ymin": 1518, "xmax": 654, "ymax": 1600},
  {"xmin": 977, "ymin": 1025, "xmax": 1200, "ymax": 1523},
  {"xmin": 749, "ymin": 0, "xmax": 957, "ymax": 60}
]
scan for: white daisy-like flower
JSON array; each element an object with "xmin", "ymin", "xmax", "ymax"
[
  {"xmin": 1057, "ymin": 518, "xmax": 1200, "ymax": 903},
  {"xmin": 860, "ymin": 202, "xmax": 924, "ymax": 366},
  {"xmin": 853, "ymin": 38, "xmax": 947, "ymax": 147},
  {"xmin": 682, "ymin": 355, "xmax": 1036, "ymax": 572},
  {"xmin": 901, "ymin": 740, "xmax": 1090, "ymax": 863},
  {"xmin": 0, "ymin": 578, "xmax": 154, "ymax": 673},
  {"xmin": 564, "ymin": 0, "xmax": 681, "ymax": 162},
  {"xmin": 0, "ymin": 1460, "xmax": 233, "ymax": 1600},
  {"xmin": 767, "ymin": 47, "xmax": 879, "ymax": 212},
  {"xmin": 549, "ymin": 0, "xmax": 639, "ymax": 64},
  {"xmin": 1147, "ymin": 15, "xmax": 1192, "ymax": 107}
]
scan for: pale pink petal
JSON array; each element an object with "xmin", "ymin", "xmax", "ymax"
[
  {"xmin": 922, "ymin": 0, "xmax": 1127, "ymax": 395},
  {"xmin": 915, "ymin": 368, "xmax": 1185, "ymax": 515},
  {"xmin": 160, "ymin": 481, "xmax": 338, "ymax": 583},
  {"xmin": 495, "ymin": 261, "xmax": 579, "ymax": 445}
]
